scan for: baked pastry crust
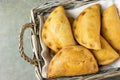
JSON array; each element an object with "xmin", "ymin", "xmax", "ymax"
[
  {"xmin": 73, "ymin": 4, "xmax": 101, "ymax": 50},
  {"xmin": 48, "ymin": 46, "xmax": 99, "ymax": 78},
  {"xmin": 102, "ymin": 5, "xmax": 120, "ymax": 50},
  {"xmin": 91, "ymin": 36, "xmax": 119, "ymax": 65},
  {"xmin": 42, "ymin": 6, "xmax": 76, "ymax": 53}
]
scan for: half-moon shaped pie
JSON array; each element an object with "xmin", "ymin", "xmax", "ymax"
[
  {"xmin": 73, "ymin": 4, "xmax": 101, "ymax": 50},
  {"xmin": 91, "ymin": 36, "xmax": 119, "ymax": 65},
  {"xmin": 48, "ymin": 46, "xmax": 99, "ymax": 78},
  {"xmin": 102, "ymin": 5, "xmax": 120, "ymax": 50},
  {"xmin": 42, "ymin": 6, "xmax": 76, "ymax": 53}
]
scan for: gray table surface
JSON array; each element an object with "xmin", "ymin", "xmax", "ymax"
[{"xmin": 0, "ymin": 0, "xmax": 120, "ymax": 80}]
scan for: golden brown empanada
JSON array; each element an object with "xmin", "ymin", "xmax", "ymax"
[
  {"xmin": 73, "ymin": 4, "xmax": 101, "ymax": 50},
  {"xmin": 91, "ymin": 36, "xmax": 119, "ymax": 65},
  {"xmin": 48, "ymin": 46, "xmax": 98, "ymax": 78},
  {"xmin": 102, "ymin": 5, "xmax": 120, "ymax": 50},
  {"xmin": 42, "ymin": 6, "xmax": 76, "ymax": 53}
]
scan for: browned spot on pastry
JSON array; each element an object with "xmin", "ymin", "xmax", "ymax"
[
  {"xmin": 59, "ymin": 51, "xmax": 62, "ymax": 54},
  {"xmin": 81, "ymin": 11, "xmax": 86, "ymax": 16},
  {"xmin": 108, "ymin": 39, "xmax": 112, "ymax": 43},
  {"xmin": 48, "ymin": 42, "xmax": 52, "ymax": 46},
  {"xmin": 42, "ymin": 34, "xmax": 47, "ymax": 39},
  {"xmin": 61, "ymin": 19, "xmax": 64, "ymax": 23},
  {"xmin": 79, "ymin": 48, "xmax": 83, "ymax": 52},
  {"xmin": 54, "ymin": 10, "xmax": 58, "ymax": 13},
  {"xmin": 73, "ymin": 25, "xmax": 76, "ymax": 30},
  {"xmin": 76, "ymin": 17, "xmax": 79, "ymax": 21},
  {"xmin": 88, "ymin": 7, "xmax": 92, "ymax": 9},
  {"xmin": 90, "ymin": 44, "xmax": 94, "ymax": 47},
  {"xmin": 57, "ymin": 47, "xmax": 61, "ymax": 51},
  {"xmin": 44, "ymin": 25, "xmax": 47, "ymax": 29},
  {"xmin": 102, "ymin": 27, "xmax": 107, "ymax": 32},
  {"xmin": 90, "ymin": 58, "xmax": 93, "ymax": 62},
  {"xmin": 47, "ymin": 18, "xmax": 51, "ymax": 22},
  {"xmin": 81, "ymin": 60, "xmax": 85, "ymax": 63}
]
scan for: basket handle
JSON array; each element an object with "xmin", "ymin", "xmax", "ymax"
[{"xmin": 19, "ymin": 23, "xmax": 38, "ymax": 66}]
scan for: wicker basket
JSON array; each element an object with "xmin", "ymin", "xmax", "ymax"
[{"xmin": 19, "ymin": 0, "xmax": 120, "ymax": 80}]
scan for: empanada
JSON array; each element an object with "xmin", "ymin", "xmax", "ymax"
[
  {"xmin": 42, "ymin": 6, "xmax": 76, "ymax": 53},
  {"xmin": 102, "ymin": 5, "xmax": 120, "ymax": 50},
  {"xmin": 48, "ymin": 46, "xmax": 98, "ymax": 78},
  {"xmin": 73, "ymin": 4, "xmax": 101, "ymax": 50},
  {"xmin": 91, "ymin": 36, "xmax": 119, "ymax": 65}
]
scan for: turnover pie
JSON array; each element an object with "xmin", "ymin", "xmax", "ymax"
[
  {"xmin": 48, "ymin": 46, "xmax": 99, "ymax": 78},
  {"xmin": 42, "ymin": 6, "xmax": 76, "ymax": 53},
  {"xmin": 102, "ymin": 4, "xmax": 120, "ymax": 50},
  {"xmin": 73, "ymin": 4, "xmax": 101, "ymax": 50},
  {"xmin": 91, "ymin": 36, "xmax": 119, "ymax": 65}
]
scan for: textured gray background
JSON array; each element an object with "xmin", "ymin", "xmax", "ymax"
[{"xmin": 0, "ymin": 0, "xmax": 120, "ymax": 80}]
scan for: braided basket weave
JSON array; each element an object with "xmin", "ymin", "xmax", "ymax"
[{"xmin": 19, "ymin": 0, "xmax": 120, "ymax": 80}]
